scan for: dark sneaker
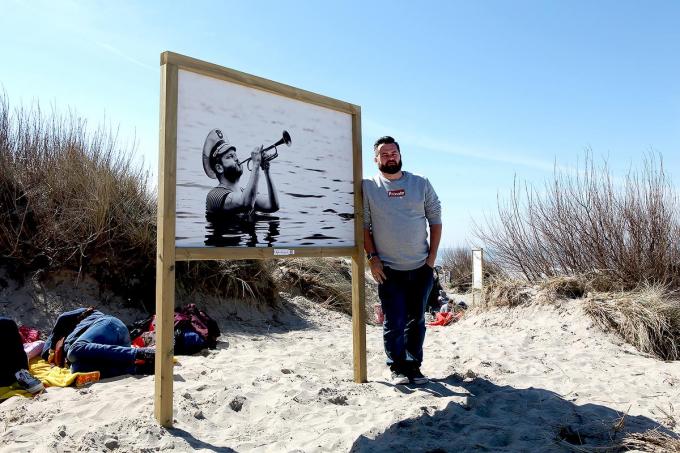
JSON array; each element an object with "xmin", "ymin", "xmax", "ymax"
[
  {"xmin": 15, "ymin": 369, "xmax": 44, "ymax": 394},
  {"xmin": 406, "ymin": 366, "xmax": 429, "ymax": 385},
  {"xmin": 134, "ymin": 348, "xmax": 155, "ymax": 375},
  {"xmin": 136, "ymin": 347, "xmax": 155, "ymax": 361},
  {"xmin": 390, "ymin": 370, "xmax": 409, "ymax": 385}
]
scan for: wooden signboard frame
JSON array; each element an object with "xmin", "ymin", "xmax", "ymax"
[{"xmin": 155, "ymin": 51, "xmax": 365, "ymax": 427}]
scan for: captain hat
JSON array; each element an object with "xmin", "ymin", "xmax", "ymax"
[{"xmin": 202, "ymin": 129, "xmax": 236, "ymax": 179}]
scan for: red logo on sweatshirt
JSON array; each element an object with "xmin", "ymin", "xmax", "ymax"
[{"xmin": 388, "ymin": 189, "xmax": 405, "ymax": 197}]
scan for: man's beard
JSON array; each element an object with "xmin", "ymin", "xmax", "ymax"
[
  {"xmin": 223, "ymin": 165, "xmax": 243, "ymax": 183},
  {"xmin": 379, "ymin": 159, "xmax": 402, "ymax": 175}
]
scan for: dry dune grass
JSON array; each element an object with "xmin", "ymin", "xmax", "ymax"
[
  {"xmin": 559, "ymin": 429, "xmax": 680, "ymax": 453},
  {"xmin": 0, "ymin": 94, "xmax": 280, "ymax": 310},
  {"xmin": 274, "ymin": 257, "xmax": 376, "ymax": 320},
  {"xmin": 176, "ymin": 260, "xmax": 279, "ymax": 310},
  {"xmin": 0, "ymin": 94, "xmax": 156, "ymax": 300},
  {"xmin": 481, "ymin": 275, "xmax": 680, "ymax": 361},
  {"xmin": 481, "ymin": 276, "xmax": 536, "ymax": 308},
  {"xmin": 275, "ymin": 257, "xmax": 353, "ymax": 313},
  {"xmin": 483, "ymin": 274, "xmax": 612, "ymax": 308},
  {"xmin": 481, "ymin": 275, "xmax": 590, "ymax": 309},
  {"xmin": 538, "ymin": 275, "xmax": 588, "ymax": 300},
  {"xmin": 476, "ymin": 153, "xmax": 680, "ymax": 290},
  {"xmin": 621, "ymin": 429, "xmax": 680, "ymax": 452},
  {"xmin": 473, "ymin": 147, "xmax": 680, "ymax": 363},
  {"xmin": 583, "ymin": 285, "xmax": 680, "ymax": 361}
]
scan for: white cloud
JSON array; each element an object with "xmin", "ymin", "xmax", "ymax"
[
  {"xmin": 363, "ymin": 117, "xmax": 572, "ymax": 173},
  {"xmin": 94, "ymin": 41, "xmax": 155, "ymax": 72}
]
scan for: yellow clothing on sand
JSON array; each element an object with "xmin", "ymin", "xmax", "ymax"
[
  {"xmin": 0, "ymin": 358, "xmax": 92, "ymax": 400},
  {"xmin": 1, "ymin": 355, "xmax": 176, "ymax": 400},
  {"xmin": 0, "ymin": 385, "xmax": 30, "ymax": 400},
  {"xmin": 28, "ymin": 358, "xmax": 86, "ymax": 387}
]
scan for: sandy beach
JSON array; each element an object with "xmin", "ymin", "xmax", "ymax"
[{"xmin": 1, "ymin": 274, "xmax": 679, "ymax": 453}]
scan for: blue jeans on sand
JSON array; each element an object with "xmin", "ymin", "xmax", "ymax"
[
  {"xmin": 0, "ymin": 317, "xmax": 28, "ymax": 386},
  {"xmin": 66, "ymin": 316, "xmax": 137, "ymax": 377},
  {"xmin": 378, "ymin": 264, "xmax": 434, "ymax": 371}
]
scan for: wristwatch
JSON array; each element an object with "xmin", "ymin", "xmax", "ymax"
[{"xmin": 366, "ymin": 252, "xmax": 379, "ymax": 261}]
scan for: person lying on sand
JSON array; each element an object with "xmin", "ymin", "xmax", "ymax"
[
  {"xmin": 42, "ymin": 308, "xmax": 155, "ymax": 378},
  {"xmin": 0, "ymin": 317, "xmax": 44, "ymax": 394}
]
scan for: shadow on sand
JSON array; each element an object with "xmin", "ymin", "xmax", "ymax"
[
  {"xmin": 167, "ymin": 427, "xmax": 237, "ymax": 453},
  {"xmin": 351, "ymin": 374, "xmax": 678, "ymax": 452}
]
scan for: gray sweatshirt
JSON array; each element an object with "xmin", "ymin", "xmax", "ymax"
[{"xmin": 362, "ymin": 171, "xmax": 442, "ymax": 271}]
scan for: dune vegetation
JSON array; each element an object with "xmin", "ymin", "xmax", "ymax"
[
  {"xmin": 447, "ymin": 154, "xmax": 680, "ymax": 362},
  {"xmin": 477, "ymin": 153, "xmax": 680, "ymax": 290},
  {"xmin": 0, "ymin": 94, "xmax": 281, "ymax": 312}
]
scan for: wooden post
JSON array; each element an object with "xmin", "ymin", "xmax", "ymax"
[
  {"xmin": 350, "ymin": 106, "xmax": 366, "ymax": 383},
  {"xmin": 155, "ymin": 61, "xmax": 178, "ymax": 427},
  {"xmin": 351, "ymin": 254, "xmax": 367, "ymax": 382}
]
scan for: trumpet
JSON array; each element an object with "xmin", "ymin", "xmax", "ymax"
[{"xmin": 240, "ymin": 130, "xmax": 292, "ymax": 170}]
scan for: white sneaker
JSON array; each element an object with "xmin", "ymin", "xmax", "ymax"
[
  {"xmin": 15, "ymin": 369, "xmax": 44, "ymax": 394},
  {"xmin": 390, "ymin": 370, "xmax": 409, "ymax": 385}
]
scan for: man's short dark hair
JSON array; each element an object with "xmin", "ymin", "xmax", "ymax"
[{"xmin": 373, "ymin": 136, "xmax": 400, "ymax": 155}]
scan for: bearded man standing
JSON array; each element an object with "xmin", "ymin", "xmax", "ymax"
[{"xmin": 362, "ymin": 136, "xmax": 442, "ymax": 385}]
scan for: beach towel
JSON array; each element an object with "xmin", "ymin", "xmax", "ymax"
[{"xmin": 0, "ymin": 358, "xmax": 97, "ymax": 400}]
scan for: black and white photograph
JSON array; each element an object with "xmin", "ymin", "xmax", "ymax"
[{"xmin": 175, "ymin": 69, "xmax": 356, "ymax": 248}]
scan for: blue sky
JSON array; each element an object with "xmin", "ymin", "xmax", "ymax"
[{"xmin": 2, "ymin": 1, "xmax": 679, "ymax": 249}]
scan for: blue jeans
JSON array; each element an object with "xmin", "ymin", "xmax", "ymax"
[
  {"xmin": 0, "ymin": 317, "xmax": 28, "ymax": 386},
  {"xmin": 378, "ymin": 264, "xmax": 434, "ymax": 371},
  {"xmin": 66, "ymin": 316, "xmax": 137, "ymax": 377}
]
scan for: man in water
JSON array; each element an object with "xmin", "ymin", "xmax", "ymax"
[{"xmin": 203, "ymin": 129, "xmax": 279, "ymax": 215}]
